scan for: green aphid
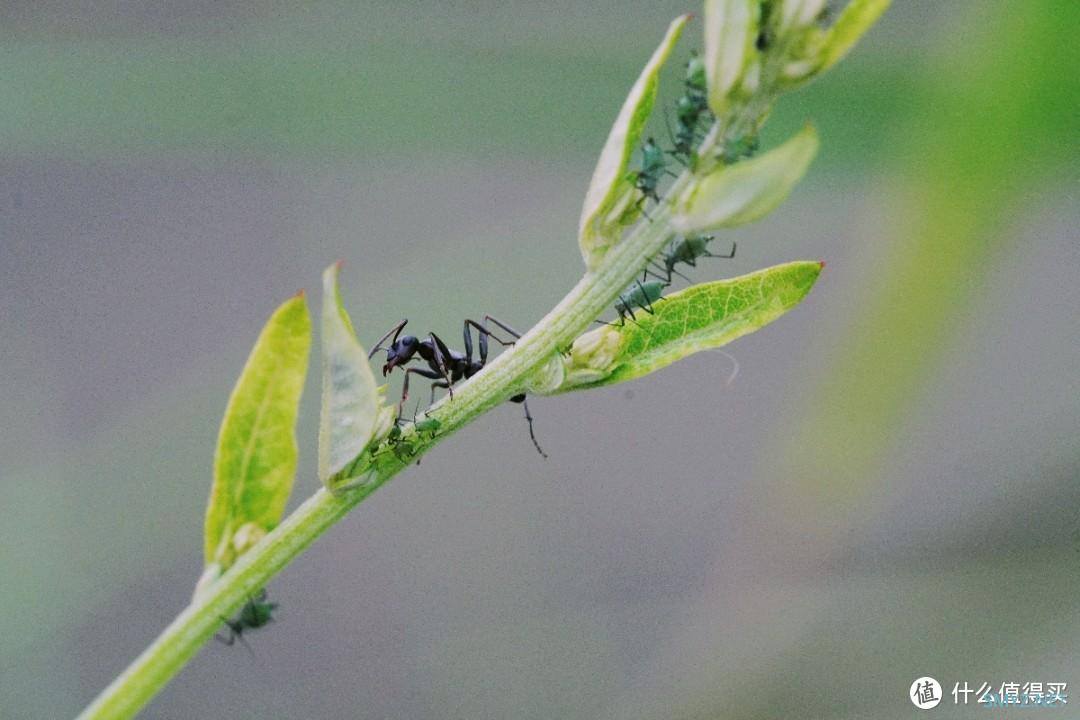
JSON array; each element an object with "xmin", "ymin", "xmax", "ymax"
[
  {"xmin": 722, "ymin": 133, "xmax": 760, "ymax": 164},
  {"xmin": 669, "ymin": 52, "xmax": 713, "ymax": 163},
  {"xmin": 634, "ymin": 138, "xmax": 669, "ymax": 203},
  {"xmin": 414, "ymin": 416, "xmax": 441, "ymax": 437},
  {"xmin": 645, "ymin": 235, "xmax": 736, "ymax": 284},
  {"xmin": 216, "ymin": 589, "xmax": 277, "ymax": 649},
  {"xmin": 685, "ymin": 51, "xmax": 707, "ymax": 95},
  {"xmin": 385, "ymin": 415, "xmax": 441, "ymax": 464},
  {"xmin": 612, "ymin": 279, "xmax": 666, "ymax": 326}
]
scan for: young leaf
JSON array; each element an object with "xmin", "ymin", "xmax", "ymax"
[
  {"xmin": 818, "ymin": 0, "xmax": 892, "ymax": 73},
  {"xmin": 202, "ymin": 293, "xmax": 311, "ymax": 581},
  {"xmin": 703, "ymin": 0, "xmax": 759, "ymax": 114},
  {"xmin": 319, "ymin": 262, "xmax": 383, "ymax": 488},
  {"xmin": 546, "ymin": 261, "xmax": 823, "ymax": 393},
  {"xmin": 670, "ymin": 124, "xmax": 818, "ymax": 234},
  {"xmin": 777, "ymin": 0, "xmax": 828, "ymax": 34},
  {"xmin": 578, "ymin": 14, "xmax": 689, "ymax": 271}
]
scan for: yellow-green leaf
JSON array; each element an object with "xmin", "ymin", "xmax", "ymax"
[
  {"xmin": 704, "ymin": 0, "xmax": 759, "ymax": 113},
  {"xmin": 318, "ymin": 262, "xmax": 382, "ymax": 487},
  {"xmin": 202, "ymin": 293, "xmax": 311, "ymax": 577},
  {"xmin": 578, "ymin": 14, "xmax": 689, "ymax": 271},
  {"xmin": 818, "ymin": 0, "xmax": 892, "ymax": 73},
  {"xmin": 546, "ymin": 261, "xmax": 823, "ymax": 393},
  {"xmin": 671, "ymin": 124, "xmax": 818, "ymax": 234}
]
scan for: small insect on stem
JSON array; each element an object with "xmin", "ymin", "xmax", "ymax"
[
  {"xmin": 644, "ymin": 235, "xmax": 737, "ymax": 284},
  {"xmin": 667, "ymin": 51, "xmax": 713, "ymax": 166},
  {"xmin": 600, "ymin": 279, "xmax": 667, "ymax": 327},
  {"xmin": 633, "ymin": 138, "xmax": 678, "ymax": 220},
  {"xmin": 216, "ymin": 589, "xmax": 277, "ymax": 654},
  {"xmin": 369, "ymin": 315, "xmax": 547, "ymax": 457}
]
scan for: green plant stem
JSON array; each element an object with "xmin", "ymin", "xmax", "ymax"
[
  {"xmin": 78, "ymin": 37, "xmax": 805, "ymax": 715},
  {"xmin": 77, "ymin": 173, "xmax": 692, "ymax": 720}
]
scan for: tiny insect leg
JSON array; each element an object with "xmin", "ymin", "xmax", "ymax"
[
  {"xmin": 704, "ymin": 241, "xmax": 736, "ymax": 259},
  {"xmin": 214, "ymin": 623, "xmax": 239, "ymax": 646},
  {"xmin": 520, "ymin": 397, "xmax": 547, "ymax": 458}
]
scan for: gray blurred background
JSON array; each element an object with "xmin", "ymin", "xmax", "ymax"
[{"xmin": 1, "ymin": 1, "xmax": 1077, "ymax": 718}]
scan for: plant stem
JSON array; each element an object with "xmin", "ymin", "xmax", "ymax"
[{"xmin": 77, "ymin": 173, "xmax": 691, "ymax": 720}]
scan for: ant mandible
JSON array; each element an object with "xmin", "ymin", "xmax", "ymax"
[{"xmin": 368, "ymin": 316, "xmax": 547, "ymax": 457}]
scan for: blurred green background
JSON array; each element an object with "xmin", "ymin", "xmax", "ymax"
[{"xmin": 1, "ymin": 1, "xmax": 1077, "ymax": 718}]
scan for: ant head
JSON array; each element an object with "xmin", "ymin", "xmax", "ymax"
[{"xmin": 383, "ymin": 335, "xmax": 419, "ymax": 375}]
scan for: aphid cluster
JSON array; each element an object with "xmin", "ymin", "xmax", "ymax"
[
  {"xmin": 669, "ymin": 51, "xmax": 712, "ymax": 164},
  {"xmin": 608, "ymin": 52, "xmax": 748, "ymax": 326},
  {"xmin": 369, "ymin": 316, "xmax": 546, "ymax": 457},
  {"xmin": 377, "ymin": 409, "xmax": 443, "ymax": 465},
  {"xmin": 603, "ymin": 235, "xmax": 737, "ymax": 326}
]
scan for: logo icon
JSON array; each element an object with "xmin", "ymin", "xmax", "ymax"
[{"xmin": 911, "ymin": 677, "xmax": 942, "ymax": 709}]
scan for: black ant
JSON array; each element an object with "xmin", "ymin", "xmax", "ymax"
[
  {"xmin": 645, "ymin": 235, "xmax": 736, "ymax": 284},
  {"xmin": 368, "ymin": 316, "xmax": 547, "ymax": 457},
  {"xmin": 216, "ymin": 589, "xmax": 277, "ymax": 652}
]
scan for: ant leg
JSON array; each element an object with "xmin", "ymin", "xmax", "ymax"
[
  {"xmin": 368, "ymin": 319, "xmax": 408, "ymax": 360},
  {"xmin": 462, "ymin": 316, "xmax": 518, "ymax": 367},
  {"xmin": 462, "ymin": 320, "xmax": 476, "ymax": 365},
  {"xmin": 481, "ymin": 315, "xmax": 522, "ymax": 340},
  {"xmin": 429, "ymin": 380, "xmax": 450, "ymax": 407},
  {"xmin": 520, "ymin": 397, "xmax": 547, "ymax": 458},
  {"xmin": 427, "ymin": 333, "xmax": 456, "ymax": 399},
  {"xmin": 400, "ymin": 367, "xmax": 443, "ymax": 418}
]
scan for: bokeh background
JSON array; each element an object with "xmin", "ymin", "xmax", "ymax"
[{"xmin": 1, "ymin": 1, "xmax": 1077, "ymax": 718}]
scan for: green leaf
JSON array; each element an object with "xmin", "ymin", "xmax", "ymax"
[
  {"xmin": 671, "ymin": 124, "xmax": 818, "ymax": 234},
  {"xmin": 548, "ymin": 261, "xmax": 823, "ymax": 393},
  {"xmin": 703, "ymin": 0, "xmax": 759, "ymax": 113},
  {"xmin": 578, "ymin": 14, "xmax": 690, "ymax": 271},
  {"xmin": 318, "ymin": 262, "xmax": 385, "ymax": 488},
  {"xmin": 201, "ymin": 293, "xmax": 311, "ymax": 579},
  {"xmin": 817, "ymin": 0, "xmax": 892, "ymax": 73},
  {"xmin": 777, "ymin": 0, "xmax": 828, "ymax": 34}
]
